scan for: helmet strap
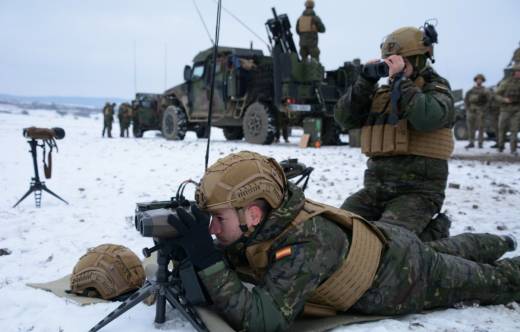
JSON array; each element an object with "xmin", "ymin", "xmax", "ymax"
[{"xmin": 237, "ymin": 208, "xmax": 250, "ymax": 233}]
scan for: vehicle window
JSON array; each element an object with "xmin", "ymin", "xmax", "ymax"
[{"xmin": 192, "ymin": 64, "xmax": 205, "ymax": 80}]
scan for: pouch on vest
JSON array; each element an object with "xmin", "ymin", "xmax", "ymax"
[{"xmin": 370, "ymin": 114, "xmax": 386, "ymax": 154}]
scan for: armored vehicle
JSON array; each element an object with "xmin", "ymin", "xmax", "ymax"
[
  {"xmin": 160, "ymin": 9, "xmax": 360, "ymax": 145},
  {"xmin": 131, "ymin": 92, "xmax": 208, "ymax": 139}
]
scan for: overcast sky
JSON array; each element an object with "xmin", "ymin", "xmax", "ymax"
[{"xmin": 1, "ymin": 0, "xmax": 519, "ymax": 99}]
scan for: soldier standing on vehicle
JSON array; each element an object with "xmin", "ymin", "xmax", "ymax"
[
  {"xmin": 334, "ymin": 24, "xmax": 455, "ymax": 241},
  {"xmin": 102, "ymin": 102, "xmax": 115, "ymax": 138},
  {"xmin": 118, "ymin": 102, "xmax": 132, "ymax": 137},
  {"xmin": 464, "ymin": 74, "xmax": 491, "ymax": 149},
  {"xmin": 166, "ymin": 151, "xmax": 520, "ymax": 332},
  {"xmin": 296, "ymin": 0, "xmax": 326, "ymax": 61},
  {"xmin": 496, "ymin": 60, "xmax": 520, "ymax": 154}
]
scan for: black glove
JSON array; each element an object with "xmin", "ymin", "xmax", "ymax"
[{"xmin": 167, "ymin": 204, "xmax": 222, "ymax": 270}]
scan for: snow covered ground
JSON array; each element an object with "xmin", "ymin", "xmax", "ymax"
[{"xmin": 1, "ymin": 106, "xmax": 520, "ymax": 332}]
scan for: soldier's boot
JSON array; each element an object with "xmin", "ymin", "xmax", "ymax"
[
  {"xmin": 465, "ymin": 142, "xmax": 475, "ymax": 149},
  {"xmin": 478, "ymin": 142, "xmax": 483, "ymax": 149},
  {"xmin": 108, "ymin": 130, "xmax": 113, "ymax": 138},
  {"xmin": 418, "ymin": 213, "xmax": 451, "ymax": 242},
  {"xmin": 498, "ymin": 145, "xmax": 505, "ymax": 152},
  {"xmin": 102, "ymin": 128, "xmax": 106, "ymax": 137},
  {"xmin": 502, "ymin": 234, "xmax": 518, "ymax": 251},
  {"xmin": 490, "ymin": 143, "xmax": 498, "ymax": 148}
]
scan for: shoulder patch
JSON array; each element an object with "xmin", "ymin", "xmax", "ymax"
[{"xmin": 275, "ymin": 246, "xmax": 292, "ymax": 261}]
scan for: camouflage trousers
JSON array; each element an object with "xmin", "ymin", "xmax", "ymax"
[
  {"xmin": 299, "ymin": 46, "xmax": 320, "ymax": 61},
  {"xmin": 119, "ymin": 122, "xmax": 130, "ymax": 137},
  {"xmin": 102, "ymin": 121, "xmax": 112, "ymax": 138},
  {"xmin": 353, "ymin": 222, "xmax": 520, "ymax": 315},
  {"xmin": 466, "ymin": 109, "xmax": 485, "ymax": 146},
  {"xmin": 498, "ymin": 108, "xmax": 520, "ymax": 153},
  {"xmin": 341, "ymin": 189, "xmax": 447, "ymax": 242}
]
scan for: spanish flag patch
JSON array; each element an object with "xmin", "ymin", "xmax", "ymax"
[{"xmin": 275, "ymin": 246, "xmax": 292, "ymax": 261}]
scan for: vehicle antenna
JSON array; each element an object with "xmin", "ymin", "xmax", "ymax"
[
  {"xmin": 192, "ymin": 0, "xmax": 215, "ymax": 45},
  {"xmin": 204, "ymin": 0, "xmax": 222, "ymax": 170},
  {"xmin": 213, "ymin": 0, "xmax": 270, "ymax": 50}
]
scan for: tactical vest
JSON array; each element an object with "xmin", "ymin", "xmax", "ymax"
[
  {"xmin": 467, "ymin": 88, "xmax": 489, "ymax": 107},
  {"xmin": 498, "ymin": 76, "xmax": 520, "ymax": 104},
  {"xmin": 239, "ymin": 199, "xmax": 386, "ymax": 317},
  {"xmin": 298, "ymin": 16, "xmax": 317, "ymax": 33},
  {"xmin": 360, "ymin": 79, "xmax": 454, "ymax": 160}
]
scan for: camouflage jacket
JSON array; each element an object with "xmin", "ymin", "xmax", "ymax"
[
  {"xmin": 199, "ymin": 183, "xmax": 349, "ymax": 332},
  {"xmin": 296, "ymin": 9, "xmax": 325, "ymax": 47},
  {"xmin": 495, "ymin": 68, "xmax": 520, "ymax": 107},
  {"xmin": 464, "ymin": 85, "xmax": 491, "ymax": 112}
]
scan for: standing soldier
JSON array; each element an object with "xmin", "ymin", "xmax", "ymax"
[
  {"xmin": 464, "ymin": 74, "xmax": 491, "ymax": 149},
  {"xmin": 296, "ymin": 0, "xmax": 325, "ymax": 61},
  {"xmin": 101, "ymin": 102, "xmax": 114, "ymax": 138},
  {"xmin": 334, "ymin": 24, "xmax": 455, "ymax": 241},
  {"xmin": 118, "ymin": 103, "xmax": 132, "ymax": 137},
  {"xmin": 496, "ymin": 49, "xmax": 520, "ymax": 154}
]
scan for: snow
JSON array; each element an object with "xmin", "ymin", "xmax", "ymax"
[{"xmin": 1, "ymin": 107, "xmax": 520, "ymax": 332}]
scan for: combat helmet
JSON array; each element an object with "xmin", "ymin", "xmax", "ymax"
[
  {"xmin": 196, "ymin": 151, "xmax": 287, "ymax": 213},
  {"xmin": 69, "ymin": 244, "xmax": 145, "ymax": 300},
  {"xmin": 381, "ymin": 22, "xmax": 438, "ymax": 60},
  {"xmin": 474, "ymin": 74, "xmax": 486, "ymax": 82},
  {"xmin": 512, "ymin": 46, "xmax": 520, "ymax": 64},
  {"xmin": 305, "ymin": 0, "xmax": 315, "ymax": 9}
]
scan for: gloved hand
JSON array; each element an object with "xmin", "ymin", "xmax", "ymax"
[{"xmin": 167, "ymin": 204, "xmax": 222, "ymax": 270}]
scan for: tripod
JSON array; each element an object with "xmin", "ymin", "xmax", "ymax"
[
  {"xmin": 13, "ymin": 139, "xmax": 68, "ymax": 208},
  {"xmin": 89, "ymin": 240, "xmax": 208, "ymax": 332}
]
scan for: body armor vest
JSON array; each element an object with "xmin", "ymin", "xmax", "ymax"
[
  {"xmin": 499, "ymin": 77, "xmax": 520, "ymax": 104},
  {"xmin": 467, "ymin": 87, "xmax": 489, "ymax": 107},
  {"xmin": 360, "ymin": 78, "xmax": 454, "ymax": 160},
  {"xmin": 238, "ymin": 199, "xmax": 386, "ymax": 317},
  {"xmin": 298, "ymin": 16, "xmax": 317, "ymax": 33}
]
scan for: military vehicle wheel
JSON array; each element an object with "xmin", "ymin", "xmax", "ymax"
[
  {"xmin": 454, "ymin": 120, "xmax": 468, "ymax": 140},
  {"xmin": 321, "ymin": 118, "xmax": 341, "ymax": 145},
  {"xmin": 132, "ymin": 121, "xmax": 143, "ymax": 138},
  {"xmin": 242, "ymin": 102, "xmax": 276, "ymax": 145},
  {"xmin": 162, "ymin": 106, "xmax": 187, "ymax": 140},
  {"xmin": 223, "ymin": 127, "xmax": 244, "ymax": 140},
  {"xmin": 195, "ymin": 124, "xmax": 209, "ymax": 139}
]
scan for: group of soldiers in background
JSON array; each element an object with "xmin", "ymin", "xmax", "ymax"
[
  {"xmin": 465, "ymin": 46, "xmax": 520, "ymax": 154},
  {"xmin": 101, "ymin": 102, "xmax": 133, "ymax": 138}
]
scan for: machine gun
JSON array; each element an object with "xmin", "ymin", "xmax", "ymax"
[{"xmin": 265, "ymin": 7, "xmax": 298, "ymax": 56}]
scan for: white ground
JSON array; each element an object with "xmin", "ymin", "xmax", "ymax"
[{"xmin": 1, "ymin": 106, "xmax": 520, "ymax": 332}]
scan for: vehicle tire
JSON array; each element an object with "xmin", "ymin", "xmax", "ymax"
[
  {"xmin": 161, "ymin": 106, "xmax": 187, "ymax": 140},
  {"xmin": 132, "ymin": 120, "xmax": 143, "ymax": 138},
  {"xmin": 195, "ymin": 124, "xmax": 210, "ymax": 139},
  {"xmin": 242, "ymin": 102, "xmax": 276, "ymax": 145},
  {"xmin": 321, "ymin": 117, "xmax": 341, "ymax": 145},
  {"xmin": 223, "ymin": 127, "xmax": 244, "ymax": 140},
  {"xmin": 453, "ymin": 119, "xmax": 468, "ymax": 141}
]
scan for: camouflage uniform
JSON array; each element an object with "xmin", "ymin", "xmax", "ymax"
[
  {"xmin": 464, "ymin": 84, "xmax": 491, "ymax": 148},
  {"xmin": 102, "ymin": 103, "xmax": 114, "ymax": 138},
  {"xmin": 117, "ymin": 103, "xmax": 132, "ymax": 137},
  {"xmin": 295, "ymin": 4, "xmax": 326, "ymax": 61},
  {"xmin": 334, "ymin": 66, "xmax": 455, "ymax": 241},
  {"xmin": 199, "ymin": 184, "xmax": 519, "ymax": 332},
  {"xmin": 496, "ymin": 65, "xmax": 520, "ymax": 153},
  {"xmin": 488, "ymin": 89, "xmax": 501, "ymax": 146}
]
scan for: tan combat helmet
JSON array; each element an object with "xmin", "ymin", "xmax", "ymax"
[
  {"xmin": 380, "ymin": 25, "xmax": 436, "ymax": 59},
  {"xmin": 196, "ymin": 151, "xmax": 287, "ymax": 213},
  {"xmin": 474, "ymin": 73, "xmax": 486, "ymax": 82},
  {"xmin": 305, "ymin": 0, "xmax": 315, "ymax": 9},
  {"xmin": 70, "ymin": 244, "xmax": 145, "ymax": 300}
]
